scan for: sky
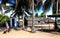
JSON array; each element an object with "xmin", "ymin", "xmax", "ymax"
[
  {"xmin": 0, "ymin": 0, "xmax": 2, "ymax": 3},
  {"xmin": 34, "ymin": 0, "xmax": 53, "ymax": 15},
  {"xmin": 0, "ymin": 0, "xmax": 53, "ymax": 17},
  {"xmin": 0, "ymin": 0, "xmax": 15, "ymax": 3},
  {"xmin": 0, "ymin": 0, "xmax": 15, "ymax": 17}
]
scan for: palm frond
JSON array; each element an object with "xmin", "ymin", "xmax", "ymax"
[
  {"xmin": 2, "ymin": 0, "xmax": 8, "ymax": 4},
  {"xmin": 34, "ymin": 0, "xmax": 42, "ymax": 10},
  {"xmin": 44, "ymin": 0, "xmax": 52, "ymax": 10}
]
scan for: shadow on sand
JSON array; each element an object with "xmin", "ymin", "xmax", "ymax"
[{"xmin": 37, "ymin": 29, "xmax": 60, "ymax": 35}]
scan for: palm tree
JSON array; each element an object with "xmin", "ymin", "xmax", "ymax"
[
  {"xmin": 32, "ymin": 0, "xmax": 53, "ymax": 32},
  {"xmin": 31, "ymin": 0, "xmax": 36, "ymax": 32},
  {"xmin": 0, "ymin": 0, "xmax": 13, "ymax": 33},
  {"xmin": 58, "ymin": 0, "xmax": 60, "ymax": 13},
  {"xmin": 15, "ymin": 0, "xmax": 35, "ymax": 32},
  {"xmin": 14, "ymin": 0, "xmax": 52, "ymax": 32},
  {"xmin": 53, "ymin": 0, "xmax": 57, "ymax": 14},
  {"xmin": 8, "ymin": 0, "xmax": 55, "ymax": 32},
  {"xmin": 36, "ymin": 0, "xmax": 53, "ymax": 15}
]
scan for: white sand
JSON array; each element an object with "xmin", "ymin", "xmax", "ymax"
[{"xmin": 0, "ymin": 29, "xmax": 60, "ymax": 38}]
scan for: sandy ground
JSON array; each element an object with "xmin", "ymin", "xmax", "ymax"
[{"xmin": 0, "ymin": 28, "xmax": 60, "ymax": 38}]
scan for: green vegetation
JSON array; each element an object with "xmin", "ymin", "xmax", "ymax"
[
  {"xmin": 57, "ymin": 19, "xmax": 60, "ymax": 23},
  {"xmin": 40, "ymin": 13, "xmax": 46, "ymax": 17},
  {"xmin": 58, "ymin": 9, "xmax": 60, "ymax": 13},
  {"xmin": 35, "ymin": 13, "xmax": 38, "ymax": 17},
  {"xmin": 35, "ymin": 13, "xmax": 46, "ymax": 18},
  {"xmin": 0, "ymin": 14, "xmax": 10, "ymax": 23}
]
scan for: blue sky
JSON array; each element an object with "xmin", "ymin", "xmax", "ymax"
[
  {"xmin": 34, "ymin": 0, "xmax": 53, "ymax": 16},
  {"xmin": 0, "ymin": 0, "xmax": 2, "ymax": 3},
  {"xmin": 0, "ymin": 0, "xmax": 53, "ymax": 17},
  {"xmin": 46, "ymin": 2, "xmax": 53, "ymax": 15},
  {"xmin": 34, "ymin": 4, "xmax": 44, "ymax": 15}
]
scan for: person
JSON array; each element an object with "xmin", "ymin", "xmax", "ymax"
[
  {"xmin": 10, "ymin": 16, "xmax": 19, "ymax": 30},
  {"xmin": 14, "ymin": 17, "xmax": 18, "ymax": 30}
]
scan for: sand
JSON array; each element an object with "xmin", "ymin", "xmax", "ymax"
[{"xmin": 0, "ymin": 28, "xmax": 60, "ymax": 38}]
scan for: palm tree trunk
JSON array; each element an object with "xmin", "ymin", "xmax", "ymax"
[
  {"xmin": 3, "ymin": 13, "xmax": 9, "ymax": 32},
  {"xmin": 22, "ymin": 13, "xmax": 25, "ymax": 29},
  {"xmin": 56, "ymin": 0, "xmax": 59, "ymax": 14},
  {"xmin": 5, "ymin": 19, "xmax": 9, "ymax": 31},
  {"xmin": 31, "ymin": 0, "xmax": 35, "ymax": 33},
  {"xmin": 53, "ymin": 0, "xmax": 59, "ymax": 30},
  {"xmin": 55, "ymin": 0, "xmax": 59, "ymax": 30},
  {"xmin": 15, "ymin": 0, "xmax": 18, "ymax": 9}
]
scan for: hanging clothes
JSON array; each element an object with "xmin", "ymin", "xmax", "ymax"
[{"xmin": 10, "ymin": 17, "xmax": 18, "ymax": 28}]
